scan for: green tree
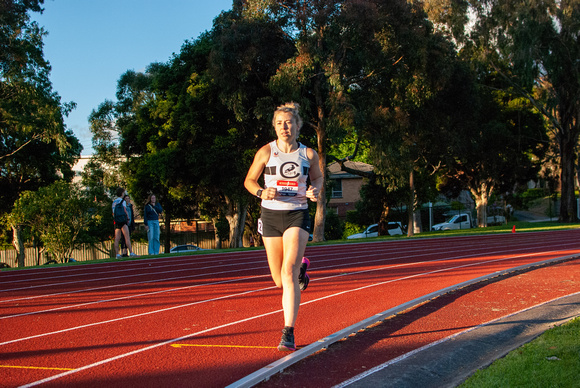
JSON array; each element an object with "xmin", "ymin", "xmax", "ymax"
[
  {"xmin": 90, "ymin": 63, "xmax": 202, "ymax": 253},
  {"xmin": 356, "ymin": 177, "xmax": 409, "ymax": 234},
  {"xmin": 1, "ymin": 0, "xmax": 45, "ymax": 75},
  {"xmin": 207, "ymin": 6, "xmax": 295, "ymax": 246},
  {"xmin": 1, "ymin": 0, "xmax": 82, "ymax": 264},
  {"xmin": 86, "ymin": 100, "xmax": 126, "ymax": 189},
  {"xmin": 90, "ymin": 32, "xmax": 259, "ymax": 250},
  {"xmin": 91, "ymin": 8, "xmax": 296, "ymax": 250},
  {"xmin": 243, "ymin": 0, "xmax": 417, "ymax": 240},
  {"xmin": 6, "ymin": 181, "xmax": 93, "ymax": 264},
  {"xmin": 445, "ymin": 0, "xmax": 580, "ymax": 222},
  {"xmin": 434, "ymin": 63, "xmax": 548, "ymax": 226},
  {"xmin": 356, "ymin": 1, "xmax": 548, "ymax": 231},
  {"xmin": 269, "ymin": 0, "xmax": 353, "ymax": 241},
  {"xmin": 338, "ymin": 1, "xmax": 457, "ymax": 235},
  {"xmin": 84, "ymin": 100, "xmax": 136, "ymax": 252},
  {"xmin": 1, "ymin": 0, "xmax": 76, "ymax": 161}
]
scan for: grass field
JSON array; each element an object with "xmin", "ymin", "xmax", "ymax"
[
  {"xmin": 460, "ymin": 317, "xmax": 580, "ymax": 387},
  {"xmin": 445, "ymin": 221, "xmax": 580, "ymax": 387}
]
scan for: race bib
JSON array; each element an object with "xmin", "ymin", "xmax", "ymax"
[{"xmin": 276, "ymin": 180, "xmax": 298, "ymax": 197}]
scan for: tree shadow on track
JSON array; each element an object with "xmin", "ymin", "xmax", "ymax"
[{"xmin": 257, "ymin": 259, "xmax": 577, "ymax": 388}]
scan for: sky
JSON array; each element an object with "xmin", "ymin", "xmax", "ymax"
[{"xmin": 34, "ymin": 0, "xmax": 234, "ymax": 156}]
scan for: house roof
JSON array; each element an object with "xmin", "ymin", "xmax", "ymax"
[{"xmin": 327, "ymin": 161, "xmax": 374, "ymax": 179}]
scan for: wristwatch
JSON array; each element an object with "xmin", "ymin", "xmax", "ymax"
[{"xmin": 256, "ymin": 189, "xmax": 263, "ymax": 199}]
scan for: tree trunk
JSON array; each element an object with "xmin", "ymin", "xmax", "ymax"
[
  {"xmin": 164, "ymin": 212, "xmax": 171, "ymax": 254},
  {"xmin": 379, "ymin": 205, "xmax": 390, "ymax": 236},
  {"xmin": 33, "ymin": 236, "xmax": 41, "ymax": 266},
  {"xmin": 226, "ymin": 198, "xmax": 247, "ymax": 248},
  {"xmin": 407, "ymin": 169, "xmax": 415, "ymax": 237},
  {"xmin": 12, "ymin": 225, "xmax": 25, "ymax": 267},
  {"xmin": 413, "ymin": 210, "xmax": 422, "ymax": 234},
  {"xmin": 245, "ymin": 205, "xmax": 262, "ymax": 247},
  {"xmin": 559, "ymin": 133, "xmax": 577, "ymax": 222},
  {"xmin": 213, "ymin": 217, "xmax": 222, "ymax": 250},
  {"xmin": 471, "ymin": 181, "xmax": 493, "ymax": 228},
  {"xmin": 475, "ymin": 195, "xmax": 489, "ymax": 228},
  {"xmin": 312, "ymin": 151, "xmax": 327, "ymax": 242},
  {"xmin": 312, "ymin": 77, "xmax": 328, "ymax": 242}
]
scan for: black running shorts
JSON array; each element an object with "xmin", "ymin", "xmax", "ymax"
[{"xmin": 260, "ymin": 207, "xmax": 310, "ymax": 237}]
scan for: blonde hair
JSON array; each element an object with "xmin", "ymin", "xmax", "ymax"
[{"xmin": 272, "ymin": 102, "xmax": 303, "ymax": 130}]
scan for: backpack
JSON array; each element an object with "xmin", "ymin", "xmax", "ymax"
[{"xmin": 114, "ymin": 200, "xmax": 127, "ymax": 223}]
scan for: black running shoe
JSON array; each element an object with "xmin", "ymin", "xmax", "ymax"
[
  {"xmin": 299, "ymin": 257, "xmax": 310, "ymax": 291},
  {"xmin": 278, "ymin": 327, "xmax": 296, "ymax": 351}
]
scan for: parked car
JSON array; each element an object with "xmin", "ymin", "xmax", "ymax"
[
  {"xmin": 346, "ymin": 222, "xmax": 404, "ymax": 239},
  {"xmin": 385, "ymin": 222, "xmax": 405, "ymax": 236},
  {"xmin": 432, "ymin": 212, "xmax": 506, "ymax": 231},
  {"xmin": 170, "ymin": 244, "xmax": 207, "ymax": 253},
  {"xmin": 486, "ymin": 214, "xmax": 507, "ymax": 225},
  {"xmin": 432, "ymin": 213, "xmax": 472, "ymax": 231}
]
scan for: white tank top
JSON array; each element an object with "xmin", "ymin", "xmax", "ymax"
[{"xmin": 262, "ymin": 141, "xmax": 310, "ymax": 210}]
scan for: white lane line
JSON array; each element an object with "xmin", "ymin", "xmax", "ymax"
[
  {"xmin": 0, "ymin": 259, "xmax": 265, "ymax": 305},
  {"xmin": 3, "ymin": 229, "xmax": 576, "ymax": 283},
  {"xmin": 3, "ymin": 242, "xmax": 576, "ymax": 324},
  {"xmin": 0, "ymin": 260, "xmax": 263, "ymax": 294},
  {"xmin": 229, "ymin": 255, "xmax": 580, "ymax": 388},
  {"xmin": 332, "ymin": 290, "xmax": 580, "ymax": 388},
  {"xmin": 0, "ymin": 252, "xmax": 265, "ymax": 284},
  {"xmin": 301, "ymin": 249, "xmax": 573, "ymax": 307},
  {"xmin": 1, "ymin": 246, "xmax": 535, "ymax": 343},
  {"xmin": 0, "ymin": 242, "xmax": 489, "ymax": 304},
  {"xmin": 11, "ymin": 250, "xmax": 577, "ymax": 388},
  {"xmin": 18, "ymin": 299, "xmax": 286, "ymax": 388},
  {"xmin": 0, "ymin": 273, "xmax": 270, "ymax": 321},
  {"xmin": 2, "ymin": 233, "xmax": 569, "ymax": 288},
  {"xmin": 3, "ymin": 243, "xmax": 569, "ymax": 320},
  {"xmin": 1, "ymin": 251, "xmax": 261, "ymax": 281},
  {"xmin": 5, "ymin": 234, "xmax": 575, "ymax": 304},
  {"xmin": 0, "ymin": 280, "xmax": 276, "ymax": 347}
]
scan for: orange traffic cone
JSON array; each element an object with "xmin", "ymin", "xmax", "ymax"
[{"xmin": 512, "ymin": 225, "xmax": 516, "ymax": 233}]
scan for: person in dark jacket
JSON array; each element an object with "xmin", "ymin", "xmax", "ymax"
[
  {"xmin": 113, "ymin": 187, "xmax": 138, "ymax": 259},
  {"xmin": 120, "ymin": 193, "xmax": 135, "ymax": 257},
  {"xmin": 144, "ymin": 193, "xmax": 163, "ymax": 255}
]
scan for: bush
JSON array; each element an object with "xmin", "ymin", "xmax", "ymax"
[
  {"xmin": 521, "ymin": 188, "xmax": 545, "ymax": 201},
  {"xmin": 324, "ymin": 209, "xmax": 344, "ymax": 241},
  {"xmin": 514, "ymin": 188, "xmax": 549, "ymax": 210},
  {"xmin": 343, "ymin": 221, "xmax": 363, "ymax": 239}
]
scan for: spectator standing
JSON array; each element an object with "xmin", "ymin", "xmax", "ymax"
[
  {"xmin": 113, "ymin": 187, "xmax": 138, "ymax": 259},
  {"xmin": 119, "ymin": 193, "xmax": 135, "ymax": 257},
  {"xmin": 144, "ymin": 193, "xmax": 163, "ymax": 255}
]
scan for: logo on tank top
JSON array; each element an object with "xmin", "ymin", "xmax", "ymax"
[{"xmin": 280, "ymin": 162, "xmax": 300, "ymax": 178}]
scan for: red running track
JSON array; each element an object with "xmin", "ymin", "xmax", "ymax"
[{"xmin": 1, "ymin": 229, "xmax": 580, "ymax": 387}]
